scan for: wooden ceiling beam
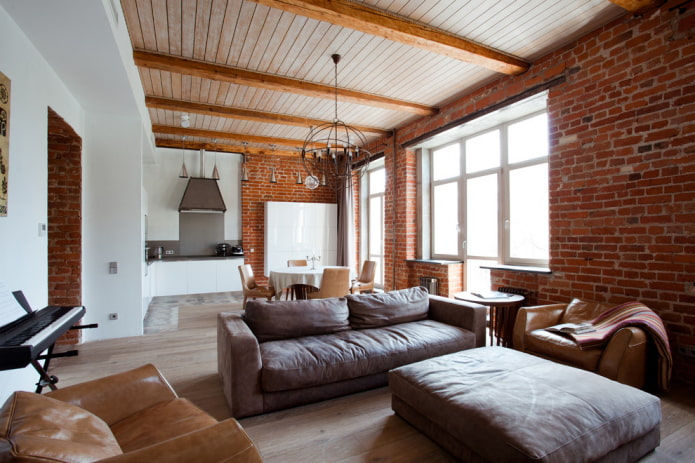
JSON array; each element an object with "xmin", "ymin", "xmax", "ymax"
[
  {"xmin": 152, "ymin": 125, "xmax": 308, "ymax": 149},
  {"xmin": 607, "ymin": 0, "xmax": 662, "ymax": 12},
  {"xmin": 155, "ymin": 138, "xmax": 298, "ymax": 157},
  {"xmin": 134, "ymin": 50, "xmax": 437, "ymax": 116},
  {"xmin": 248, "ymin": 0, "xmax": 529, "ymax": 75},
  {"xmin": 145, "ymin": 96, "xmax": 392, "ymax": 136}
]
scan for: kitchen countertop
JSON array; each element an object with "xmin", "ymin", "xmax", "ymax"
[{"xmin": 147, "ymin": 255, "xmax": 245, "ymax": 264}]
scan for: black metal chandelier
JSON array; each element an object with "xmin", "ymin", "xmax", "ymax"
[{"xmin": 300, "ymin": 54, "xmax": 371, "ymax": 190}]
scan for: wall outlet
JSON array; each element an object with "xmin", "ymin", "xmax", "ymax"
[
  {"xmin": 165, "ymin": 250, "xmax": 174, "ymax": 255},
  {"xmin": 677, "ymin": 345, "xmax": 695, "ymax": 358},
  {"xmin": 108, "ymin": 313, "xmax": 118, "ymax": 320}
]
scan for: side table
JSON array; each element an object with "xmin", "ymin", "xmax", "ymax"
[{"xmin": 453, "ymin": 291, "xmax": 525, "ymax": 347}]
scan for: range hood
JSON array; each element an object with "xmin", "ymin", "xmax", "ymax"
[{"xmin": 178, "ymin": 177, "xmax": 226, "ymax": 213}]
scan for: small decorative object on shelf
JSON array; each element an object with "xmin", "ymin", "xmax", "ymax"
[{"xmin": 306, "ymin": 254, "xmax": 321, "ymax": 270}]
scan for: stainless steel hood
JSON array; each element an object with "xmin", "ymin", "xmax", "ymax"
[{"xmin": 178, "ymin": 177, "xmax": 226, "ymax": 213}]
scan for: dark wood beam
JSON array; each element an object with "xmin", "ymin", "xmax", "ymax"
[
  {"xmin": 248, "ymin": 0, "xmax": 529, "ymax": 75},
  {"xmin": 155, "ymin": 138, "xmax": 297, "ymax": 157},
  {"xmin": 607, "ymin": 0, "xmax": 662, "ymax": 12},
  {"xmin": 152, "ymin": 125, "xmax": 308, "ymax": 149},
  {"xmin": 145, "ymin": 96, "xmax": 391, "ymax": 136},
  {"xmin": 134, "ymin": 50, "xmax": 437, "ymax": 116}
]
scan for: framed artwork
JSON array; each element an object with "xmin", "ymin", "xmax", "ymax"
[{"xmin": 0, "ymin": 70, "xmax": 9, "ymax": 216}]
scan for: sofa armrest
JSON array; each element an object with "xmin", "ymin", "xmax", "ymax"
[
  {"xmin": 99, "ymin": 419, "xmax": 262, "ymax": 463},
  {"xmin": 512, "ymin": 304, "xmax": 567, "ymax": 351},
  {"xmin": 217, "ymin": 312, "xmax": 264, "ymax": 418},
  {"xmin": 598, "ymin": 326, "xmax": 648, "ymax": 388},
  {"xmin": 428, "ymin": 295, "xmax": 487, "ymax": 348},
  {"xmin": 46, "ymin": 364, "xmax": 177, "ymax": 426}
]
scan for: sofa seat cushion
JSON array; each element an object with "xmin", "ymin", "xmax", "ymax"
[
  {"xmin": 110, "ymin": 398, "xmax": 217, "ymax": 452},
  {"xmin": 0, "ymin": 391, "xmax": 122, "ymax": 462},
  {"xmin": 260, "ymin": 319, "xmax": 475, "ymax": 392},
  {"xmin": 526, "ymin": 328, "xmax": 603, "ymax": 371},
  {"xmin": 244, "ymin": 297, "xmax": 351, "ymax": 342}
]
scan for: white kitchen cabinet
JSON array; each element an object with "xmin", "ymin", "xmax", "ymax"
[{"xmin": 151, "ymin": 258, "xmax": 243, "ymax": 296}]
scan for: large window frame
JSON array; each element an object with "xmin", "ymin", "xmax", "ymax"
[
  {"xmin": 360, "ymin": 158, "xmax": 385, "ymax": 289},
  {"xmin": 429, "ymin": 109, "xmax": 549, "ymax": 273}
]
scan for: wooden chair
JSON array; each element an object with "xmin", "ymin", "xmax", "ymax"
[
  {"xmin": 283, "ymin": 259, "xmax": 316, "ymax": 299},
  {"xmin": 350, "ymin": 260, "xmax": 376, "ymax": 294},
  {"xmin": 308, "ymin": 267, "xmax": 351, "ymax": 299},
  {"xmin": 238, "ymin": 264, "xmax": 275, "ymax": 309}
]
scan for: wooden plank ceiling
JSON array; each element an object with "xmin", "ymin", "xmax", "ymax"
[{"xmin": 120, "ymin": 0, "xmax": 641, "ymax": 157}]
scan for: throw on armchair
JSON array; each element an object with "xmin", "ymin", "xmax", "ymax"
[
  {"xmin": 512, "ymin": 298, "xmax": 650, "ymax": 389},
  {"xmin": 0, "ymin": 364, "xmax": 262, "ymax": 462}
]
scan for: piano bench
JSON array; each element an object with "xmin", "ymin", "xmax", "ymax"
[{"xmin": 0, "ymin": 364, "xmax": 263, "ymax": 463}]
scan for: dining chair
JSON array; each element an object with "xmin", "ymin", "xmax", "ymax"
[
  {"xmin": 285, "ymin": 259, "xmax": 316, "ymax": 300},
  {"xmin": 238, "ymin": 264, "xmax": 275, "ymax": 309},
  {"xmin": 308, "ymin": 267, "xmax": 351, "ymax": 299},
  {"xmin": 350, "ymin": 260, "xmax": 376, "ymax": 294},
  {"xmin": 287, "ymin": 259, "xmax": 308, "ymax": 267}
]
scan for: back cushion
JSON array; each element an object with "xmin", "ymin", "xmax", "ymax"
[
  {"xmin": 0, "ymin": 391, "xmax": 122, "ymax": 462},
  {"xmin": 244, "ymin": 298, "xmax": 351, "ymax": 342},
  {"xmin": 560, "ymin": 298, "xmax": 611, "ymax": 324},
  {"xmin": 347, "ymin": 286, "xmax": 429, "ymax": 329}
]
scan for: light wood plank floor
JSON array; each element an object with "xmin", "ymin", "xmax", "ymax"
[{"xmin": 49, "ymin": 296, "xmax": 695, "ymax": 462}]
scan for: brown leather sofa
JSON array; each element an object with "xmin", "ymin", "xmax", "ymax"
[
  {"xmin": 218, "ymin": 286, "xmax": 487, "ymax": 418},
  {"xmin": 512, "ymin": 298, "xmax": 649, "ymax": 388},
  {"xmin": 0, "ymin": 364, "xmax": 262, "ymax": 462}
]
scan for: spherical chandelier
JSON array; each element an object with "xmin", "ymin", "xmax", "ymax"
[{"xmin": 301, "ymin": 54, "xmax": 371, "ymax": 190}]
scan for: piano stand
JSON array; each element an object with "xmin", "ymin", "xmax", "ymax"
[{"xmin": 34, "ymin": 323, "xmax": 98, "ymax": 393}]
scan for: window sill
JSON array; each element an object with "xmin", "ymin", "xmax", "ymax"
[
  {"xmin": 406, "ymin": 259, "xmax": 464, "ymax": 265},
  {"xmin": 481, "ymin": 264, "xmax": 551, "ymax": 274}
]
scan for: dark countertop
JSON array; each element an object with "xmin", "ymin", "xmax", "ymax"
[{"xmin": 147, "ymin": 255, "xmax": 244, "ymax": 264}]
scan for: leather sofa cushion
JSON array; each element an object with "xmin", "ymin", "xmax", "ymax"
[
  {"xmin": 347, "ymin": 286, "xmax": 429, "ymax": 329},
  {"xmin": 561, "ymin": 298, "xmax": 610, "ymax": 324},
  {"xmin": 260, "ymin": 319, "xmax": 475, "ymax": 392},
  {"xmin": 525, "ymin": 328, "xmax": 603, "ymax": 371},
  {"xmin": 244, "ymin": 297, "xmax": 351, "ymax": 342},
  {"xmin": 0, "ymin": 391, "xmax": 122, "ymax": 462},
  {"xmin": 110, "ymin": 398, "xmax": 217, "ymax": 452}
]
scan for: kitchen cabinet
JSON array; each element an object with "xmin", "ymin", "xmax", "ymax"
[{"xmin": 152, "ymin": 258, "xmax": 243, "ymax": 296}]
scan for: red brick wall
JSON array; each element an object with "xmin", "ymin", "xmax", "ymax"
[
  {"xmin": 372, "ymin": 4, "xmax": 694, "ymax": 383},
  {"xmin": 241, "ymin": 155, "xmax": 335, "ymax": 283},
  {"xmin": 47, "ymin": 108, "xmax": 82, "ymax": 346}
]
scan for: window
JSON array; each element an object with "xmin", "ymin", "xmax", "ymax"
[
  {"xmin": 363, "ymin": 163, "xmax": 385, "ymax": 287},
  {"xmin": 426, "ymin": 105, "xmax": 549, "ymax": 290}
]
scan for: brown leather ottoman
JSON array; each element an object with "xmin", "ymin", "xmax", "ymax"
[{"xmin": 389, "ymin": 347, "xmax": 661, "ymax": 462}]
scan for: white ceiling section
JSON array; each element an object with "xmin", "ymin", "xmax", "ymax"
[{"xmin": 4, "ymin": 1, "xmax": 635, "ymax": 157}]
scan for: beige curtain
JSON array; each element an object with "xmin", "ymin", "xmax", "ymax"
[{"xmin": 336, "ymin": 172, "xmax": 354, "ymax": 269}]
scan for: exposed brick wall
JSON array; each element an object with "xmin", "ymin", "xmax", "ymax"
[
  {"xmin": 406, "ymin": 261, "xmax": 464, "ymax": 298},
  {"xmin": 241, "ymin": 155, "xmax": 335, "ymax": 284},
  {"xmin": 370, "ymin": 4, "xmax": 694, "ymax": 383},
  {"xmin": 47, "ymin": 108, "xmax": 82, "ymax": 346}
]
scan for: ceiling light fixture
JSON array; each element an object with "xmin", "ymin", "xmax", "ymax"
[
  {"xmin": 300, "ymin": 54, "xmax": 371, "ymax": 190},
  {"xmin": 269, "ymin": 144, "xmax": 277, "ymax": 183},
  {"xmin": 240, "ymin": 142, "xmax": 250, "ymax": 182},
  {"xmin": 180, "ymin": 113, "xmax": 190, "ymax": 128},
  {"xmin": 178, "ymin": 136, "xmax": 189, "ymax": 178}
]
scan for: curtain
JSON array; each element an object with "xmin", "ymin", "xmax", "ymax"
[{"xmin": 336, "ymin": 172, "xmax": 354, "ymax": 269}]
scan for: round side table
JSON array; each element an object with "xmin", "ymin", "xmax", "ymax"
[{"xmin": 454, "ymin": 291, "xmax": 525, "ymax": 347}]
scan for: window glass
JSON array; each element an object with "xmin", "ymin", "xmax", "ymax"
[
  {"xmin": 509, "ymin": 164, "xmax": 549, "ymax": 260},
  {"xmin": 466, "ymin": 174, "xmax": 498, "ymax": 257},
  {"xmin": 466, "ymin": 130, "xmax": 499, "ymax": 173},
  {"xmin": 508, "ymin": 113, "xmax": 548, "ymax": 163},
  {"xmin": 433, "ymin": 182, "xmax": 459, "ymax": 256},
  {"xmin": 432, "ymin": 144, "xmax": 460, "ymax": 181},
  {"xmin": 369, "ymin": 168, "xmax": 385, "ymax": 194}
]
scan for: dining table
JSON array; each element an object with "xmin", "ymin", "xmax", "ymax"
[{"xmin": 269, "ymin": 266, "xmax": 350, "ymax": 300}]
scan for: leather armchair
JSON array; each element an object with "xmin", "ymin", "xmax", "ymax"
[
  {"xmin": 512, "ymin": 299, "xmax": 648, "ymax": 388},
  {"xmin": 0, "ymin": 364, "xmax": 262, "ymax": 462}
]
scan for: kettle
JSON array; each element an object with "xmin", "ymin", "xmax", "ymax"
[{"xmin": 216, "ymin": 243, "xmax": 230, "ymax": 256}]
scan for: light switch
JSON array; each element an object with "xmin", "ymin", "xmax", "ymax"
[
  {"xmin": 109, "ymin": 261, "xmax": 118, "ymax": 274},
  {"xmin": 38, "ymin": 223, "xmax": 47, "ymax": 237}
]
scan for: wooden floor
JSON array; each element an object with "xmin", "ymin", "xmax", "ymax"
[{"xmin": 50, "ymin": 300, "xmax": 695, "ymax": 463}]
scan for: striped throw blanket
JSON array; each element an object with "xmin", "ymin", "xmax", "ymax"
[{"xmin": 569, "ymin": 301, "xmax": 672, "ymax": 391}]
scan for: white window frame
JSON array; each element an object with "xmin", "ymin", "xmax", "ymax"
[{"xmin": 360, "ymin": 159, "xmax": 385, "ymax": 288}]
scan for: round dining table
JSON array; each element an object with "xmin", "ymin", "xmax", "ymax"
[{"xmin": 269, "ymin": 266, "xmax": 349, "ymax": 299}]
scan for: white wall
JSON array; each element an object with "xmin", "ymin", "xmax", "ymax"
[
  {"xmin": 144, "ymin": 148, "xmax": 242, "ymax": 241},
  {"xmin": 0, "ymin": 5, "xmax": 85, "ymax": 398},
  {"xmin": 0, "ymin": 1, "xmax": 151, "ymax": 399}
]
